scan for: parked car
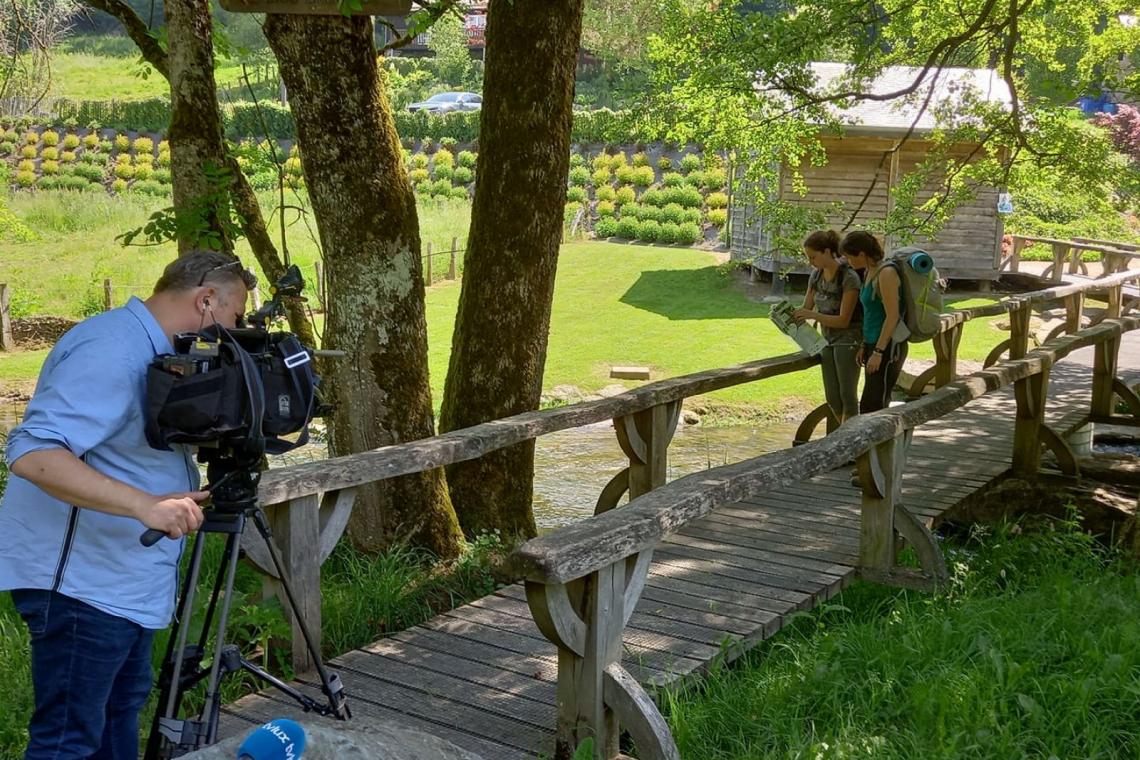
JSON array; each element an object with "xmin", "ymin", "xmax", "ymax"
[{"xmin": 407, "ymin": 92, "xmax": 482, "ymax": 114}]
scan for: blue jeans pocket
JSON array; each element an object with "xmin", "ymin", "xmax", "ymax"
[{"xmin": 10, "ymin": 588, "xmax": 51, "ymax": 636}]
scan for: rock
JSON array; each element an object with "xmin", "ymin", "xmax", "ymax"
[
  {"xmin": 543, "ymin": 384, "xmax": 584, "ymax": 404},
  {"xmin": 182, "ymin": 718, "xmax": 484, "ymax": 760},
  {"xmin": 681, "ymin": 409, "xmax": 701, "ymax": 425}
]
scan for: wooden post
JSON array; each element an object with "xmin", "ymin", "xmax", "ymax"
[
  {"xmin": 425, "ymin": 242, "xmax": 433, "ymax": 285},
  {"xmin": 449, "ymin": 236, "xmax": 458, "ymax": 280},
  {"xmin": 1011, "ymin": 236, "xmax": 1024, "ymax": 273},
  {"xmin": 0, "ymin": 284, "xmax": 13, "ymax": 351},
  {"xmin": 266, "ymin": 495, "xmax": 322, "ymax": 673},
  {"xmin": 1091, "ymin": 334, "xmax": 1121, "ymax": 421},
  {"xmin": 313, "ymin": 261, "xmax": 325, "ymax": 309},
  {"xmin": 1068, "ymin": 245, "xmax": 1082, "ymax": 275},
  {"xmin": 857, "ymin": 430, "xmax": 907, "ymax": 572},
  {"xmin": 1107, "ymin": 284, "xmax": 1123, "ymax": 319},
  {"xmin": 1051, "ymin": 243, "xmax": 1068, "ymax": 283},
  {"xmin": 1063, "ymin": 292, "xmax": 1083, "ymax": 336},
  {"xmin": 933, "ymin": 322, "xmax": 962, "ymax": 387},
  {"xmin": 1012, "ymin": 367, "xmax": 1050, "ymax": 477},
  {"xmin": 1009, "ymin": 302, "xmax": 1032, "ymax": 360},
  {"xmin": 103, "ymin": 278, "xmax": 113, "ymax": 311},
  {"xmin": 615, "ymin": 402, "xmax": 680, "ymax": 500}
]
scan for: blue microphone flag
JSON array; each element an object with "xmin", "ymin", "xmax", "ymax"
[{"xmin": 236, "ymin": 718, "xmax": 306, "ymax": 760}]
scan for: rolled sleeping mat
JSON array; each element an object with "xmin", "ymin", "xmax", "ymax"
[{"xmin": 907, "ymin": 251, "xmax": 934, "ymax": 274}]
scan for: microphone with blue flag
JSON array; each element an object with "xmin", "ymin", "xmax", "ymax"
[{"xmin": 237, "ymin": 719, "xmax": 306, "ymax": 760}]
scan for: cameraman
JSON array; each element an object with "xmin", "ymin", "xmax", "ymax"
[{"xmin": 0, "ymin": 251, "xmax": 256, "ymax": 760}]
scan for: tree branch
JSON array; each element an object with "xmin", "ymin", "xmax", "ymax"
[{"xmin": 80, "ymin": 0, "xmax": 168, "ymax": 77}]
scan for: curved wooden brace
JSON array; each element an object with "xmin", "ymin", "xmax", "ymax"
[
  {"xmin": 983, "ymin": 338, "xmax": 1011, "ymax": 369},
  {"xmin": 241, "ymin": 525, "xmax": 279, "ymax": 578},
  {"xmin": 603, "ymin": 663, "xmax": 681, "ymax": 760},
  {"xmin": 615, "ymin": 414, "xmax": 648, "ymax": 464},
  {"xmin": 1044, "ymin": 322, "xmax": 1068, "ymax": 343},
  {"xmin": 856, "ymin": 445, "xmax": 887, "ymax": 500},
  {"xmin": 1114, "ymin": 378, "xmax": 1140, "ymax": 419},
  {"xmin": 907, "ymin": 365, "xmax": 938, "ymax": 398},
  {"xmin": 893, "ymin": 505, "xmax": 948, "ymax": 586},
  {"xmin": 623, "ymin": 550, "xmax": 653, "ymax": 627},
  {"xmin": 318, "ymin": 487, "xmax": 357, "ymax": 564},
  {"xmin": 663, "ymin": 400, "xmax": 682, "ymax": 437},
  {"xmin": 793, "ymin": 402, "xmax": 837, "ymax": 446},
  {"xmin": 595, "ymin": 468, "xmax": 631, "ymax": 515},
  {"xmin": 524, "ymin": 579, "xmax": 587, "ymax": 657},
  {"xmin": 1041, "ymin": 263, "xmax": 1055, "ymax": 280},
  {"xmin": 1040, "ymin": 425, "xmax": 1080, "ymax": 477}
]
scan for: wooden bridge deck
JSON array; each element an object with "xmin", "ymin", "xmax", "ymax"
[{"xmin": 219, "ymin": 345, "xmax": 1139, "ymax": 759}]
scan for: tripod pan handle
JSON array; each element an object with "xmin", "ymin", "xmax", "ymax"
[{"xmin": 140, "ymin": 528, "xmax": 166, "ymax": 547}]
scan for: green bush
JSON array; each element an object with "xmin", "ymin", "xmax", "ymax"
[
  {"xmin": 132, "ymin": 136, "xmax": 154, "ymax": 155},
  {"xmin": 595, "ymin": 200, "xmax": 616, "ymax": 217},
  {"xmin": 632, "ymin": 166, "xmax": 655, "ymax": 188},
  {"xmin": 680, "ymin": 153, "xmax": 701, "ymax": 173},
  {"xmin": 637, "ymin": 219, "xmax": 661, "ymax": 242},
  {"xmin": 631, "ymin": 151, "xmax": 650, "ymax": 167},
  {"xmin": 409, "ymin": 168, "xmax": 430, "ymax": 184},
  {"xmin": 98, "ymin": 140, "xmax": 112, "ymax": 153},
  {"xmin": 0, "ymin": 141, "xmax": 14, "ymax": 157},
  {"xmin": 2, "ymin": 129, "xmax": 18, "ymax": 142},
  {"xmin": 20, "ymin": 145, "xmax": 36, "ymax": 159},
  {"xmin": 569, "ymin": 166, "xmax": 590, "ymax": 187},
  {"xmin": 15, "ymin": 170, "xmax": 36, "ymax": 187},
  {"xmin": 706, "ymin": 191, "xmax": 728, "ymax": 209},
  {"xmin": 430, "ymin": 179, "xmax": 452, "ymax": 197},
  {"xmin": 409, "ymin": 152, "xmax": 429, "ymax": 169},
  {"xmin": 641, "ymin": 188, "xmax": 666, "ymax": 207},
  {"xmin": 681, "ymin": 207, "xmax": 703, "ymax": 225},
  {"xmin": 130, "ymin": 179, "xmax": 168, "ymax": 196},
  {"xmin": 41, "ymin": 160, "xmax": 59, "ymax": 175},
  {"xmin": 591, "ymin": 167, "xmax": 612, "ymax": 187},
  {"xmin": 676, "ymin": 222, "xmax": 701, "ymax": 244},
  {"xmin": 421, "ymin": 137, "xmax": 436, "ymax": 153},
  {"xmin": 615, "ymin": 165, "xmax": 636, "ymax": 185},
  {"xmin": 113, "ymin": 163, "xmax": 135, "ymax": 180},
  {"xmin": 56, "ymin": 175, "xmax": 93, "ymax": 191},
  {"xmin": 683, "ymin": 171, "xmax": 704, "ymax": 188},
  {"xmin": 60, "ymin": 150, "xmax": 76, "ymax": 163},
  {"xmin": 156, "ymin": 150, "xmax": 170, "ymax": 167},
  {"xmin": 660, "ymin": 203, "xmax": 685, "ymax": 225},
  {"xmin": 659, "ymin": 222, "xmax": 681, "ymax": 244},
  {"xmin": 449, "ymin": 186, "xmax": 469, "ymax": 200},
  {"xmin": 434, "ymin": 164, "xmax": 455, "ymax": 181},
  {"xmin": 702, "ymin": 167, "xmax": 727, "ymax": 190},
  {"xmin": 111, "ymin": 178, "xmax": 128, "ymax": 193},
  {"xmin": 657, "ymin": 156, "xmax": 673, "ymax": 171},
  {"xmin": 71, "ymin": 163, "xmax": 104, "ymax": 182},
  {"xmin": 79, "ymin": 152, "xmax": 108, "ymax": 166},
  {"xmin": 591, "ymin": 152, "xmax": 610, "ymax": 170},
  {"xmin": 21, "ymin": 131, "xmax": 37, "ymax": 145},
  {"xmin": 62, "ymin": 134, "xmax": 80, "ymax": 150},
  {"xmin": 134, "ymin": 164, "xmax": 154, "ymax": 181},
  {"xmin": 615, "ymin": 217, "xmax": 639, "ymax": 239},
  {"xmin": 113, "ymin": 133, "xmax": 130, "ymax": 152},
  {"xmin": 37, "ymin": 175, "xmax": 63, "ymax": 190},
  {"xmin": 595, "ymin": 216, "xmax": 619, "ymax": 238},
  {"xmin": 434, "ymin": 148, "xmax": 455, "ymax": 168},
  {"xmin": 670, "ymin": 187, "xmax": 704, "ymax": 209},
  {"xmin": 569, "ymin": 153, "xmax": 586, "ymax": 168},
  {"xmin": 622, "ymin": 203, "xmax": 643, "ymax": 220},
  {"xmin": 17, "ymin": 159, "xmax": 34, "ymax": 173},
  {"xmin": 707, "ymin": 208, "xmax": 728, "ymax": 226},
  {"xmin": 452, "ymin": 166, "xmax": 474, "ymax": 184},
  {"xmin": 41, "ymin": 130, "xmax": 59, "ymax": 146},
  {"xmin": 135, "ymin": 152, "xmax": 153, "ymax": 167},
  {"xmin": 566, "ymin": 186, "xmax": 587, "ymax": 203},
  {"xmin": 439, "ymin": 137, "xmax": 458, "ymax": 151},
  {"xmin": 82, "ymin": 133, "xmax": 99, "ymax": 149},
  {"xmin": 414, "ymin": 181, "xmax": 433, "ymax": 195},
  {"xmin": 662, "ymin": 172, "xmax": 684, "ymax": 188},
  {"xmin": 639, "ymin": 205, "xmax": 664, "ymax": 223},
  {"xmin": 607, "ymin": 151, "xmax": 627, "ymax": 170},
  {"xmin": 595, "ymin": 185, "xmax": 616, "ymax": 202},
  {"xmin": 115, "ymin": 153, "xmax": 132, "ymax": 165},
  {"xmin": 457, "ymin": 150, "xmax": 477, "ymax": 168},
  {"xmin": 614, "ymin": 186, "xmax": 636, "ymax": 206}
]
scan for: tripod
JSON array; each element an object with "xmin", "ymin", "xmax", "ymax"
[{"xmin": 143, "ymin": 457, "xmax": 350, "ymax": 760}]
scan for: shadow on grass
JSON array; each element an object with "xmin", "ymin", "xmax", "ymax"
[{"xmin": 619, "ymin": 267, "xmax": 766, "ymax": 321}]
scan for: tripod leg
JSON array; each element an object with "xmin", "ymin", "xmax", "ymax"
[
  {"xmin": 251, "ymin": 508, "xmax": 349, "ymax": 719},
  {"xmin": 200, "ymin": 518, "xmax": 246, "ymax": 745},
  {"xmin": 144, "ymin": 530, "xmax": 207, "ymax": 760}
]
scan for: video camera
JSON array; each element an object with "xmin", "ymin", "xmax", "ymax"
[{"xmin": 144, "ymin": 265, "xmax": 324, "ymax": 466}]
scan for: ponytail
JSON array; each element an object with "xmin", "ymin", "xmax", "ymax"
[
  {"xmin": 839, "ymin": 231, "xmax": 885, "ymax": 263},
  {"xmin": 803, "ymin": 229, "xmax": 840, "ymax": 255}
]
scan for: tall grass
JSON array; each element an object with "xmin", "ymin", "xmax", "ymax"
[{"xmin": 660, "ymin": 519, "xmax": 1140, "ymax": 759}]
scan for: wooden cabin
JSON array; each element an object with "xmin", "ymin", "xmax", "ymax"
[{"xmin": 730, "ymin": 63, "xmax": 1012, "ymax": 283}]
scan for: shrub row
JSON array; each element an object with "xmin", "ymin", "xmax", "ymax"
[{"xmin": 595, "ymin": 216, "xmax": 702, "ymax": 245}]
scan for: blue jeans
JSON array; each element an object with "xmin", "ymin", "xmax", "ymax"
[{"xmin": 11, "ymin": 589, "xmax": 155, "ymax": 760}]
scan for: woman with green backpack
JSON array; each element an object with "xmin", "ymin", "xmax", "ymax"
[{"xmin": 839, "ymin": 231, "xmax": 908, "ymax": 415}]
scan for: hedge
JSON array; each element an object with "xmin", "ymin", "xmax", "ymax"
[{"xmin": 45, "ymin": 98, "xmax": 662, "ymax": 145}]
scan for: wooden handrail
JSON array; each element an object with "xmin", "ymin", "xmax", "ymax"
[{"xmin": 511, "ymin": 316, "xmax": 1140, "ymax": 584}]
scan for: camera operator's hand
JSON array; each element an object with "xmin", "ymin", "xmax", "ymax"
[{"xmin": 137, "ymin": 491, "xmax": 209, "ymax": 540}]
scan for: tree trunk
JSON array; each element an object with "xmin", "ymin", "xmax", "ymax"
[
  {"xmin": 264, "ymin": 13, "xmax": 463, "ymax": 559},
  {"xmin": 164, "ymin": 0, "xmax": 232, "ymax": 255},
  {"xmin": 439, "ymin": 0, "xmax": 585, "ymax": 541}
]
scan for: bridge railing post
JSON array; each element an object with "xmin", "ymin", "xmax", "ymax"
[
  {"xmin": 265, "ymin": 494, "xmax": 322, "ymax": 673},
  {"xmin": 524, "ymin": 549, "xmax": 676, "ymax": 760},
  {"xmin": 598, "ymin": 401, "xmax": 681, "ymax": 514},
  {"xmin": 1091, "ymin": 332, "xmax": 1121, "ymax": 422},
  {"xmin": 933, "ymin": 321, "xmax": 962, "ymax": 388},
  {"xmin": 1011, "ymin": 364, "xmax": 1050, "ymax": 477}
]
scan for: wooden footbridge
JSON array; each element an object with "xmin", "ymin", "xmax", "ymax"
[{"xmin": 219, "ymin": 259, "xmax": 1140, "ymax": 759}]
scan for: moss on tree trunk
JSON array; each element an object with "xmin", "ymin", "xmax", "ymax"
[
  {"xmin": 264, "ymin": 13, "xmax": 463, "ymax": 559},
  {"xmin": 439, "ymin": 0, "xmax": 585, "ymax": 541}
]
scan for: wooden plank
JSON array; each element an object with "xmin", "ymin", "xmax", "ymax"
[
  {"xmin": 653, "ymin": 543, "xmax": 846, "ymax": 592},
  {"xmin": 662, "ymin": 531, "xmax": 851, "ymax": 577}
]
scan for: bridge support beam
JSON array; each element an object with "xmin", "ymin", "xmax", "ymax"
[
  {"xmin": 1012, "ymin": 364, "xmax": 1050, "ymax": 478},
  {"xmin": 856, "ymin": 430, "xmax": 948, "ymax": 590}
]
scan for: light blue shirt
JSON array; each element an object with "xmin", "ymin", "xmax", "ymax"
[{"xmin": 0, "ymin": 297, "xmax": 198, "ymax": 629}]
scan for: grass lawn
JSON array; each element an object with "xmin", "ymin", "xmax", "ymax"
[{"xmin": 46, "ymin": 51, "xmax": 247, "ymax": 102}]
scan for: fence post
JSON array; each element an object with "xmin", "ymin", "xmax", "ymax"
[
  {"xmin": 266, "ymin": 496, "xmax": 322, "ymax": 673},
  {"xmin": 1009, "ymin": 301, "xmax": 1032, "ymax": 360},
  {"xmin": 1063, "ymin": 292, "xmax": 1083, "ymax": 336},
  {"xmin": 0, "ymin": 284, "xmax": 13, "ymax": 351},
  {"xmin": 103, "ymin": 278, "xmax": 113, "ymax": 312},
  {"xmin": 1012, "ymin": 366, "xmax": 1050, "ymax": 477},
  {"xmin": 449, "ymin": 237, "xmax": 458, "ymax": 280},
  {"xmin": 933, "ymin": 321, "xmax": 962, "ymax": 388},
  {"xmin": 425, "ymin": 242, "xmax": 433, "ymax": 285},
  {"xmin": 1010, "ymin": 236, "xmax": 1024, "ymax": 273},
  {"xmin": 857, "ymin": 430, "xmax": 908, "ymax": 572},
  {"xmin": 1050, "ymin": 242, "xmax": 1068, "ymax": 283}
]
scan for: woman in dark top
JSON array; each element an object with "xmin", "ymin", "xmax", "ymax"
[
  {"xmin": 839, "ymin": 230, "xmax": 907, "ymax": 414},
  {"xmin": 794, "ymin": 230, "xmax": 862, "ymax": 424}
]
